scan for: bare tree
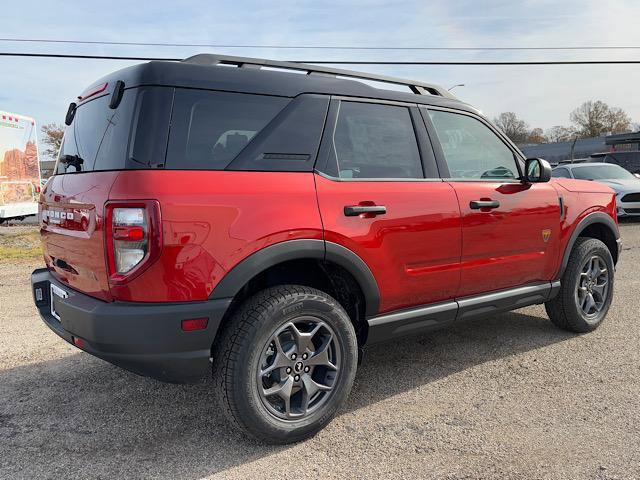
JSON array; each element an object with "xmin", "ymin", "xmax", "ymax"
[
  {"xmin": 546, "ymin": 125, "xmax": 577, "ymax": 143},
  {"xmin": 494, "ymin": 112, "xmax": 530, "ymax": 144},
  {"xmin": 570, "ymin": 100, "xmax": 631, "ymax": 138},
  {"xmin": 41, "ymin": 123, "xmax": 65, "ymax": 160},
  {"xmin": 603, "ymin": 107, "xmax": 632, "ymax": 135},
  {"xmin": 527, "ymin": 128, "xmax": 546, "ymax": 144}
]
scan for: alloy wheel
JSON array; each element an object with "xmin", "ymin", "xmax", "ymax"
[
  {"xmin": 256, "ymin": 317, "xmax": 340, "ymax": 420},
  {"xmin": 575, "ymin": 254, "xmax": 609, "ymax": 319}
]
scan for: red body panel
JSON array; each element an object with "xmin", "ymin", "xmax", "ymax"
[
  {"xmin": 39, "ymin": 172, "xmax": 119, "ymax": 301},
  {"xmin": 106, "ymin": 171, "xmax": 323, "ymax": 302},
  {"xmin": 39, "ymin": 169, "xmax": 617, "ymax": 314},
  {"xmin": 449, "ymin": 181, "xmax": 562, "ymax": 296},
  {"xmin": 551, "ymin": 179, "xmax": 618, "ymax": 279},
  {"xmin": 315, "ymin": 175, "xmax": 462, "ymax": 313}
]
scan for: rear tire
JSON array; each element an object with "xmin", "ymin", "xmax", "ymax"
[
  {"xmin": 212, "ymin": 285, "xmax": 358, "ymax": 444},
  {"xmin": 545, "ymin": 238, "xmax": 614, "ymax": 333}
]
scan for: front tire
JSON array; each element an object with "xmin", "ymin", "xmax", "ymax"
[
  {"xmin": 212, "ymin": 285, "xmax": 358, "ymax": 444},
  {"xmin": 545, "ymin": 238, "xmax": 615, "ymax": 333}
]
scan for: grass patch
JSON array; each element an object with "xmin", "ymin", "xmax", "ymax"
[{"xmin": 0, "ymin": 228, "xmax": 42, "ymax": 261}]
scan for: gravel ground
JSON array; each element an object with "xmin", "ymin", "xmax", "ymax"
[{"xmin": 1, "ymin": 222, "xmax": 639, "ymax": 479}]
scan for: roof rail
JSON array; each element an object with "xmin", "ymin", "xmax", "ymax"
[{"xmin": 182, "ymin": 53, "xmax": 456, "ymax": 99}]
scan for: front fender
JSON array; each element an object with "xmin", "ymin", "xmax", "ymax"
[{"xmin": 555, "ymin": 211, "xmax": 620, "ymax": 280}]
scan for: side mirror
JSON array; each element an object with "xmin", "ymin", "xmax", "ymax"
[{"xmin": 525, "ymin": 158, "xmax": 552, "ymax": 183}]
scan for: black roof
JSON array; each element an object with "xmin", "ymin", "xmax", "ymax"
[{"xmin": 81, "ymin": 55, "xmax": 477, "ymax": 114}]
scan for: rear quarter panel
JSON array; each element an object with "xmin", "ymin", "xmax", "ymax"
[{"xmin": 108, "ymin": 170, "xmax": 322, "ymax": 302}]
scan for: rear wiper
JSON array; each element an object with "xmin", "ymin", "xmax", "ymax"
[{"xmin": 59, "ymin": 154, "xmax": 84, "ymax": 171}]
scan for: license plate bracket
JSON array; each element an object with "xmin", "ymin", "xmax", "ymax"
[{"xmin": 50, "ymin": 283, "xmax": 69, "ymax": 321}]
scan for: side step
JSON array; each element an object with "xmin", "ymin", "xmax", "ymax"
[{"xmin": 366, "ymin": 281, "xmax": 560, "ymax": 345}]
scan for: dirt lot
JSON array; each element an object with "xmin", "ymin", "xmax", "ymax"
[{"xmin": 1, "ymin": 223, "xmax": 639, "ymax": 479}]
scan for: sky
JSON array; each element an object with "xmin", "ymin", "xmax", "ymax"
[{"xmin": 3, "ymin": 0, "xmax": 640, "ymax": 159}]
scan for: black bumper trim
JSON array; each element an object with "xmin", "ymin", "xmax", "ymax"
[{"xmin": 31, "ymin": 268, "xmax": 232, "ymax": 383}]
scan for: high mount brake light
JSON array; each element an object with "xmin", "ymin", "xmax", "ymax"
[
  {"xmin": 77, "ymin": 82, "xmax": 108, "ymax": 102},
  {"xmin": 105, "ymin": 201, "xmax": 162, "ymax": 284}
]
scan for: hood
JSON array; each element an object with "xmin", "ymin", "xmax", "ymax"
[
  {"xmin": 593, "ymin": 178, "xmax": 640, "ymax": 193},
  {"xmin": 551, "ymin": 178, "xmax": 615, "ymax": 194}
]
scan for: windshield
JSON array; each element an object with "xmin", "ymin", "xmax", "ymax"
[{"xmin": 571, "ymin": 164, "xmax": 636, "ymax": 180}]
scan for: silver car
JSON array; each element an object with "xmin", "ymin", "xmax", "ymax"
[{"xmin": 552, "ymin": 163, "xmax": 640, "ymax": 217}]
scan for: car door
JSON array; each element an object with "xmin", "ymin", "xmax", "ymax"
[
  {"xmin": 422, "ymin": 107, "xmax": 561, "ymax": 297},
  {"xmin": 314, "ymin": 98, "xmax": 462, "ymax": 314}
]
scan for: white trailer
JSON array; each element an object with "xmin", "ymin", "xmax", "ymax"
[{"xmin": 0, "ymin": 111, "xmax": 41, "ymax": 223}]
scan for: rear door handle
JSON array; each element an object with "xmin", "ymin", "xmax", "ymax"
[
  {"xmin": 344, "ymin": 205, "xmax": 387, "ymax": 217},
  {"xmin": 469, "ymin": 200, "xmax": 500, "ymax": 210}
]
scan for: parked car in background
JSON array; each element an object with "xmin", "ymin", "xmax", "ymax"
[
  {"xmin": 32, "ymin": 54, "xmax": 621, "ymax": 443},
  {"xmin": 588, "ymin": 151, "xmax": 640, "ymax": 178},
  {"xmin": 552, "ymin": 163, "xmax": 640, "ymax": 217}
]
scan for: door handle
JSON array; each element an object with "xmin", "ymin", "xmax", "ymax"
[
  {"xmin": 344, "ymin": 205, "xmax": 387, "ymax": 217},
  {"xmin": 470, "ymin": 200, "xmax": 500, "ymax": 210}
]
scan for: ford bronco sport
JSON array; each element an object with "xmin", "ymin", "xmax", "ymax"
[{"xmin": 31, "ymin": 54, "xmax": 621, "ymax": 443}]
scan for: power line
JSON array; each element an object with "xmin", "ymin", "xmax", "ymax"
[
  {"xmin": 0, "ymin": 52, "xmax": 180, "ymax": 61},
  {"xmin": 2, "ymin": 52, "xmax": 640, "ymax": 65},
  {"xmin": 2, "ymin": 37, "xmax": 640, "ymax": 51}
]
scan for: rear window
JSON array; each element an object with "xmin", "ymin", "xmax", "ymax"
[
  {"xmin": 56, "ymin": 87, "xmax": 172, "ymax": 174},
  {"xmin": 57, "ymin": 93, "xmax": 130, "ymax": 174},
  {"xmin": 165, "ymin": 89, "xmax": 288, "ymax": 170}
]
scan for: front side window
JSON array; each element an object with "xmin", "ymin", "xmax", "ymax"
[
  {"xmin": 331, "ymin": 102, "xmax": 423, "ymax": 179},
  {"xmin": 428, "ymin": 109, "xmax": 520, "ymax": 180},
  {"xmin": 165, "ymin": 89, "xmax": 288, "ymax": 170}
]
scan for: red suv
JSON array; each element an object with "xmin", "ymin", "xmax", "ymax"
[{"xmin": 31, "ymin": 54, "xmax": 621, "ymax": 443}]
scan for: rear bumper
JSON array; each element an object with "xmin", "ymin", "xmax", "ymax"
[{"xmin": 31, "ymin": 268, "xmax": 232, "ymax": 383}]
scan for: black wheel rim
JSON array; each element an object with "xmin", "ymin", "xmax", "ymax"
[
  {"xmin": 256, "ymin": 317, "xmax": 341, "ymax": 421},
  {"xmin": 575, "ymin": 254, "xmax": 609, "ymax": 319}
]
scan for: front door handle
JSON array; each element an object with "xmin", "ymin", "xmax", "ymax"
[
  {"xmin": 470, "ymin": 200, "xmax": 500, "ymax": 210},
  {"xmin": 344, "ymin": 205, "xmax": 387, "ymax": 217}
]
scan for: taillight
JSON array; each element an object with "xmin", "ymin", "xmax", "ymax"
[{"xmin": 105, "ymin": 201, "xmax": 162, "ymax": 284}]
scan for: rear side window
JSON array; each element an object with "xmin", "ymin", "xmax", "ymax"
[
  {"xmin": 165, "ymin": 89, "xmax": 288, "ymax": 170},
  {"xmin": 330, "ymin": 101, "xmax": 423, "ymax": 179},
  {"xmin": 428, "ymin": 109, "xmax": 520, "ymax": 180}
]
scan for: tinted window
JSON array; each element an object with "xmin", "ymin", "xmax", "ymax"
[
  {"xmin": 572, "ymin": 164, "xmax": 636, "ymax": 180},
  {"xmin": 331, "ymin": 102, "xmax": 423, "ymax": 179},
  {"xmin": 552, "ymin": 168, "xmax": 571, "ymax": 178},
  {"xmin": 128, "ymin": 87, "xmax": 173, "ymax": 168},
  {"xmin": 56, "ymin": 87, "xmax": 172, "ymax": 174},
  {"xmin": 428, "ymin": 110, "xmax": 520, "ymax": 180},
  {"xmin": 166, "ymin": 89, "xmax": 288, "ymax": 170},
  {"xmin": 57, "ymin": 93, "xmax": 131, "ymax": 173}
]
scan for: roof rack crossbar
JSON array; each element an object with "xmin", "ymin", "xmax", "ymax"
[{"xmin": 182, "ymin": 53, "xmax": 455, "ymax": 99}]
